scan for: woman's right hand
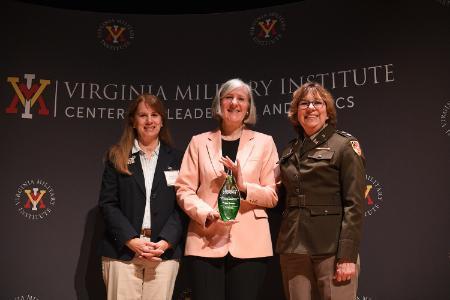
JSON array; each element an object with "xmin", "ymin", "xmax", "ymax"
[
  {"xmin": 126, "ymin": 238, "xmax": 164, "ymax": 261},
  {"xmin": 220, "ymin": 156, "xmax": 247, "ymax": 194},
  {"xmin": 205, "ymin": 210, "xmax": 239, "ymax": 227},
  {"xmin": 205, "ymin": 210, "xmax": 221, "ymax": 227}
]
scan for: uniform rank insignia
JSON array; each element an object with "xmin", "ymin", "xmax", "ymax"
[{"xmin": 350, "ymin": 141, "xmax": 362, "ymax": 156}]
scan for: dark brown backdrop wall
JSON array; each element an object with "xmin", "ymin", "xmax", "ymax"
[{"xmin": 1, "ymin": 0, "xmax": 449, "ymax": 299}]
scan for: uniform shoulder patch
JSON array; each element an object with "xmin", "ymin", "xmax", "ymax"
[{"xmin": 350, "ymin": 140, "xmax": 362, "ymax": 156}]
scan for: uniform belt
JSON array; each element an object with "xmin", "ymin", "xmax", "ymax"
[
  {"xmin": 140, "ymin": 228, "xmax": 152, "ymax": 238},
  {"xmin": 287, "ymin": 196, "xmax": 341, "ymax": 207},
  {"xmin": 287, "ymin": 196, "xmax": 306, "ymax": 207}
]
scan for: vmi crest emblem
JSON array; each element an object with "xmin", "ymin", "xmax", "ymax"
[{"xmin": 5, "ymin": 73, "xmax": 51, "ymax": 119}]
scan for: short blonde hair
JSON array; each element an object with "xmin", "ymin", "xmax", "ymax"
[{"xmin": 211, "ymin": 78, "xmax": 257, "ymax": 125}]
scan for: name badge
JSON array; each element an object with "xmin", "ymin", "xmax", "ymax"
[{"xmin": 164, "ymin": 170, "xmax": 179, "ymax": 186}]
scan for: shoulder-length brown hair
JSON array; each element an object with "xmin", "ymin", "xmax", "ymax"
[
  {"xmin": 288, "ymin": 81, "xmax": 337, "ymax": 134},
  {"xmin": 108, "ymin": 94, "xmax": 172, "ymax": 175}
]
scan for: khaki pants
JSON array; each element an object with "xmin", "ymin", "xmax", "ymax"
[
  {"xmin": 280, "ymin": 254, "xmax": 359, "ymax": 300},
  {"xmin": 102, "ymin": 256, "xmax": 179, "ymax": 300}
]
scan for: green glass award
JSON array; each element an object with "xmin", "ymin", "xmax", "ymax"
[{"xmin": 218, "ymin": 170, "xmax": 241, "ymax": 221}]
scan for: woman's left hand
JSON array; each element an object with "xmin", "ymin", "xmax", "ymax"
[
  {"xmin": 154, "ymin": 240, "xmax": 171, "ymax": 252},
  {"xmin": 220, "ymin": 156, "xmax": 247, "ymax": 194},
  {"xmin": 334, "ymin": 261, "xmax": 356, "ymax": 282},
  {"xmin": 139, "ymin": 240, "xmax": 171, "ymax": 261}
]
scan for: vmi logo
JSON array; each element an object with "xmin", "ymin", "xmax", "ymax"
[
  {"xmin": 105, "ymin": 25, "xmax": 127, "ymax": 44},
  {"xmin": 97, "ymin": 19, "xmax": 135, "ymax": 51},
  {"xmin": 364, "ymin": 174, "xmax": 384, "ymax": 217},
  {"xmin": 258, "ymin": 19, "xmax": 278, "ymax": 39},
  {"xmin": 5, "ymin": 73, "xmax": 51, "ymax": 119},
  {"xmin": 24, "ymin": 188, "xmax": 47, "ymax": 211},
  {"xmin": 250, "ymin": 12, "xmax": 286, "ymax": 46},
  {"xmin": 14, "ymin": 179, "xmax": 56, "ymax": 220}
]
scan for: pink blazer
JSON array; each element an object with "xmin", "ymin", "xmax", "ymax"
[{"xmin": 175, "ymin": 128, "xmax": 279, "ymax": 258}]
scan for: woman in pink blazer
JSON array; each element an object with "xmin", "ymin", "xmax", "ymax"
[{"xmin": 175, "ymin": 78, "xmax": 279, "ymax": 300}]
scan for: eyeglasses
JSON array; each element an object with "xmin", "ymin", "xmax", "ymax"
[{"xmin": 298, "ymin": 100, "xmax": 325, "ymax": 110}]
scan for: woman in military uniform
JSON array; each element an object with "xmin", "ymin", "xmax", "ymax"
[{"xmin": 276, "ymin": 82, "xmax": 366, "ymax": 300}]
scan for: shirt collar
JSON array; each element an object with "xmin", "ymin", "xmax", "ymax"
[
  {"xmin": 132, "ymin": 139, "xmax": 160, "ymax": 157},
  {"xmin": 309, "ymin": 123, "xmax": 328, "ymax": 141}
]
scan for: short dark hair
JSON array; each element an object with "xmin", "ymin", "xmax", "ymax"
[{"xmin": 288, "ymin": 81, "xmax": 337, "ymax": 133}]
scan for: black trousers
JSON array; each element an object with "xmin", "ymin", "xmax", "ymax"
[{"xmin": 190, "ymin": 254, "xmax": 268, "ymax": 300}]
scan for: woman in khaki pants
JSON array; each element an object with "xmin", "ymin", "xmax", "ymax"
[{"xmin": 98, "ymin": 94, "xmax": 186, "ymax": 300}]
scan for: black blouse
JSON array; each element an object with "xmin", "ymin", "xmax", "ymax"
[{"xmin": 221, "ymin": 138, "xmax": 240, "ymax": 162}]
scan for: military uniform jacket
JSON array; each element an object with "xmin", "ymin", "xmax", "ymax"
[{"xmin": 276, "ymin": 125, "xmax": 365, "ymax": 262}]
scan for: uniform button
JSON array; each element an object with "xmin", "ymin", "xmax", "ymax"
[
  {"xmin": 324, "ymin": 210, "xmax": 328, "ymax": 215},
  {"xmin": 294, "ymin": 174, "xmax": 298, "ymax": 179}
]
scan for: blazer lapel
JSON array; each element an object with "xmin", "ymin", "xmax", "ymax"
[
  {"xmin": 206, "ymin": 129, "xmax": 224, "ymax": 177},
  {"xmin": 128, "ymin": 153, "xmax": 146, "ymax": 195},
  {"xmin": 236, "ymin": 128, "xmax": 255, "ymax": 169},
  {"xmin": 151, "ymin": 143, "xmax": 171, "ymax": 192}
]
